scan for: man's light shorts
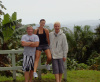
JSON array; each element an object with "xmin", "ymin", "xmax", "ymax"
[{"xmin": 22, "ymin": 55, "xmax": 35, "ymax": 71}]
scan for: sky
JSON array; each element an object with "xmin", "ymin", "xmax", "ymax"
[{"xmin": 1, "ymin": 0, "xmax": 100, "ymax": 25}]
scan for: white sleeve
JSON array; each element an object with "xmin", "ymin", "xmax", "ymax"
[{"xmin": 62, "ymin": 34, "xmax": 68, "ymax": 58}]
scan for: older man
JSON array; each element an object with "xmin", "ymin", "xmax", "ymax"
[
  {"xmin": 49, "ymin": 22, "xmax": 68, "ymax": 82},
  {"xmin": 21, "ymin": 25, "xmax": 39, "ymax": 82}
]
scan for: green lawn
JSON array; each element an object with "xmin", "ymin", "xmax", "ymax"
[
  {"xmin": 67, "ymin": 70, "xmax": 100, "ymax": 82},
  {"xmin": 0, "ymin": 70, "xmax": 100, "ymax": 82}
]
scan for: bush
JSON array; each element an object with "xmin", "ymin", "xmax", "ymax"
[
  {"xmin": 77, "ymin": 63, "xmax": 88, "ymax": 70},
  {"xmin": 89, "ymin": 56, "xmax": 100, "ymax": 70},
  {"xmin": 41, "ymin": 69, "xmax": 47, "ymax": 74},
  {"xmin": 89, "ymin": 64, "xmax": 98, "ymax": 70},
  {"xmin": 87, "ymin": 58, "xmax": 96, "ymax": 66},
  {"xmin": 86, "ymin": 51, "xmax": 100, "ymax": 66},
  {"xmin": 67, "ymin": 58, "xmax": 78, "ymax": 70}
]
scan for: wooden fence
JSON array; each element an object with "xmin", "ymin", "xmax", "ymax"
[{"xmin": 0, "ymin": 49, "xmax": 67, "ymax": 81}]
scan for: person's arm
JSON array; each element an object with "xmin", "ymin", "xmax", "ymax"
[
  {"xmin": 29, "ymin": 35, "xmax": 39, "ymax": 47},
  {"xmin": 29, "ymin": 41, "xmax": 39, "ymax": 47},
  {"xmin": 45, "ymin": 28, "xmax": 50, "ymax": 45},
  {"xmin": 21, "ymin": 35, "xmax": 32, "ymax": 47},
  {"xmin": 62, "ymin": 34, "xmax": 68, "ymax": 61},
  {"xmin": 21, "ymin": 41, "xmax": 33, "ymax": 46},
  {"xmin": 34, "ymin": 29, "xmax": 38, "ymax": 34}
]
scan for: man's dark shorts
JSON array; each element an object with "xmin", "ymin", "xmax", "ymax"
[{"xmin": 52, "ymin": 58, "xmax": 64, "ymax": 74}]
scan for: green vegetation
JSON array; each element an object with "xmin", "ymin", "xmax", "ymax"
[
  {"xmin": 1, "ymin": 1, "xmax": 100, "ymax": 81},
  {"xmin": 0, "ymin": 70, "xmax": 100, "ymax": 82},
  {"xmin": 67, "ymin": 70, "xmax": 100, "ymax": 82}
]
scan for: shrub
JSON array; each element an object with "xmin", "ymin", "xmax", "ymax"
[
  {"xmin": 89, "ymin": 64, "xmax": 98, "ymax": 70},
  {"xmin": 77, "ymin": 63, "xmax": 88, "ymax": 70},
  {"xmin": 89, "ymin": 56, "xmax": 100, "ymax": 70},
  {"xmin": 87, "ymin": 58, "xmax": 96, "ymax": 66},
  {"xmin": 67, "ymin": 58, "xmax": 78, "ymax": 70}
]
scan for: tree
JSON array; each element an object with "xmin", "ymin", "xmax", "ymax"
[
  {"xmin": 0, "ymin": 12, "xmax": 22, "ymax": 76},
  {"xmin": 0, "ymin": 1, "xmax": 7, "ymax": 26},
  {"xmin": 0, "ymin": 12, "xmax": 22, "ymax": 49},
  {"xmin": 92, "ymin": 24, "xmax": 100, "ymax": 53},
  {"xmin": 65, "ymin": 25, "xmax": 94, "ymax": 63}
]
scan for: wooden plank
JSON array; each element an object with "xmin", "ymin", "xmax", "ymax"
[
  {"xmin": 12, "ymin": 53, "xmax": 16, "ymax": 81},
  {"xmin": 39, "ymin": 65, "xmax": 52, "ymax": 69},
  {"xmin": 0, "ymin": 49, "xmax": 24, "ymax": 54},
  {"xmin": 0, "ymin": 66, "xmax": 22, "ymax": 70},
  {"xmin": 63, "ymin": 60, "xmax": 67, "ymax": 82}
]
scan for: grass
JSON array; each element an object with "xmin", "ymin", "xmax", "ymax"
[
  {"xmin": 67, "ymin": 70, "xmax": 100, "ymax": 82},
  {"xmin": 0, "ymin": 70, "xmax": 100, "ymax": 82}
]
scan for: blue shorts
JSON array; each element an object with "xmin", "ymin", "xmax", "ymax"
[{"xmin": 36, "ymin": 44, "xmax": 50, "ymax": 51}]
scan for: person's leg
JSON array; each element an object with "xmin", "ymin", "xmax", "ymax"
[
  {"xmin": 58, "ymin": 59, "xmax": 64, "ymax": 82},
  {"xmin": 59, "ymin": 73, "xmax": 63, "ymax": 82},
  {"xmin": 55, "ymin": 74, "xmax": 59, "ymax": 82},
  {"xmin": 29, "ymin": 70, "xmax": 34, "ymax": 82},
  {"xmin": 44, "ymin": 49, "xmax": 52, "ymax": 64},
  {"xmin": 24, "ymin": 71, "xmax": 29, "ymax": 82},
  {"xmin": 52, "ymin": 59, "xmax": 60, "ymax": 82},
  {"xmin": 34, "ymin": 50, "xmax": 41, "ymax": 72}
]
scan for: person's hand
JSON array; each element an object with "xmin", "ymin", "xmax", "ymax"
[
  {"xmin": 21, "ymin": 41, "xmax": 25, "ymax": 43},
  {"xmin": 63, "ymin": 57, "xmax": 66, "ymax": 62}
]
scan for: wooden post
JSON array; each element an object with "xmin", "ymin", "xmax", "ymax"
[
  {"xmin": 38, "ymin": 55, "xmax": 41, "ymax": 79},
  {"xmin": 64, "ymin": 60, "xmax": 67, "ymax": 82},
  {"xmin": 12, "ymin": 53, "xmax": 16, "ymax": 81}
]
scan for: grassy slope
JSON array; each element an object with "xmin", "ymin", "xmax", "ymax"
[
  {"xmin": 67, "ymin": 70, "xmax": 100, "ymax": 82},
  {"xmin": 0, "ymin": 70, "xmax": 100, "ymax": 82}
]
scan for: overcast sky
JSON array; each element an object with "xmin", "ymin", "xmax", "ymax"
[{"xmin": 2, "ymin": 0, "xmax": 100, "ymax": 24}]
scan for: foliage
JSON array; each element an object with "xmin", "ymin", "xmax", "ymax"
[
  {"xmin": 89, "ymin": 56, "xmax": 100, "ymax": 70},
  {"xmin": 0, "ymin": 1, "xmax": 6, "ymax": 15},
  {"xmin": 86, "ymin": 51, "xmax": 99, "ymax": 65},
  {"xmin": 92, "ymin": 24, "xmax": 100, "ymax": 53},
  {"xmin": 65, "ymin": 25, "xmax": 94, "ymax": 63},
  {"xmin": 0, "ymin": 12, "xmax": 22, "ymax": 44},
  {"xmin": 87, "ymin": 58, "xmax": 96, "ymax": 66},
  {"xmin": 0, "ymin": 12, "xmax": 22, "ymax": 77},
  {"xmin": 77, "ymin": 63, "xmax": 88, "ymax": 70},
  {"xmin": 0, "ymin": 1, "xmax": 7, "ymax": 25},
  {"xmin": 67, "ymin": 57, "xmax": 78, "ymax": 70}
]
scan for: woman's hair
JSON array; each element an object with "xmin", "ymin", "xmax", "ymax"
[{"xmin": 40, "ymin": 19, "xmax": 45, "ymax": 22}]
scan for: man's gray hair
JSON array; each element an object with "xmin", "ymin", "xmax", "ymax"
[{"xmin": 26, "ymin": 25, "xmax": 33, "ymax": 30}]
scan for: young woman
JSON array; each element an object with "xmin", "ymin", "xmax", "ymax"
[{"xmin": 33, "ymin": 19, "xmax": 52, "ymax": 78}]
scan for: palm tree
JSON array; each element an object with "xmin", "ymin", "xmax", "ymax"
[
  {"xmin": 92, "ymin": 24, "xmax": 100, "ymax": 53},
  {"xmin": 0, "ymin": 12, "xmax": 22, "ymax": 49},
  {"xmin": 65, "ymin": 25, "xmax": 94, "ymax": 63},
  {"xmin": 0, "ymin": 12, "xmax": 21, "ymax": 74}
]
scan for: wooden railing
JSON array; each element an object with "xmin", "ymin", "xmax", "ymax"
[{"xmin": 0, "ymin": 49, "xmax": 67, "ymax": 81}]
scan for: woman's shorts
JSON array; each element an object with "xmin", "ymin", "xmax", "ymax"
[
  {"xmin": 36, "ymin": 44, "xmax": 50, "ymax": 51},
  {"xmin": 52, "ymin": 58, "xmax": 64, "ymax": 74},
  {"xmin": 22, "ymin": 55, "xmax": 35, "ymax": 71}
]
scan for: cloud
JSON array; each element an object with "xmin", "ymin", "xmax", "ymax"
[{"xmin": 2, "ymin": 0, "xmax": 100, "ymax": 24}]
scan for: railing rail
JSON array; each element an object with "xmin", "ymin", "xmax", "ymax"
[{"xmin": 0, "ymin": 49, "xmax": 67, "ymax": 81}]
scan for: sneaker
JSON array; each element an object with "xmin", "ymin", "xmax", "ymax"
[
  {"xmin": 33, "ymin": 72, "xmax": 38, "ymax": 78},
  {"xmin": 46, "ymin": 64, "xmax": 50, "ymax": 70}
]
